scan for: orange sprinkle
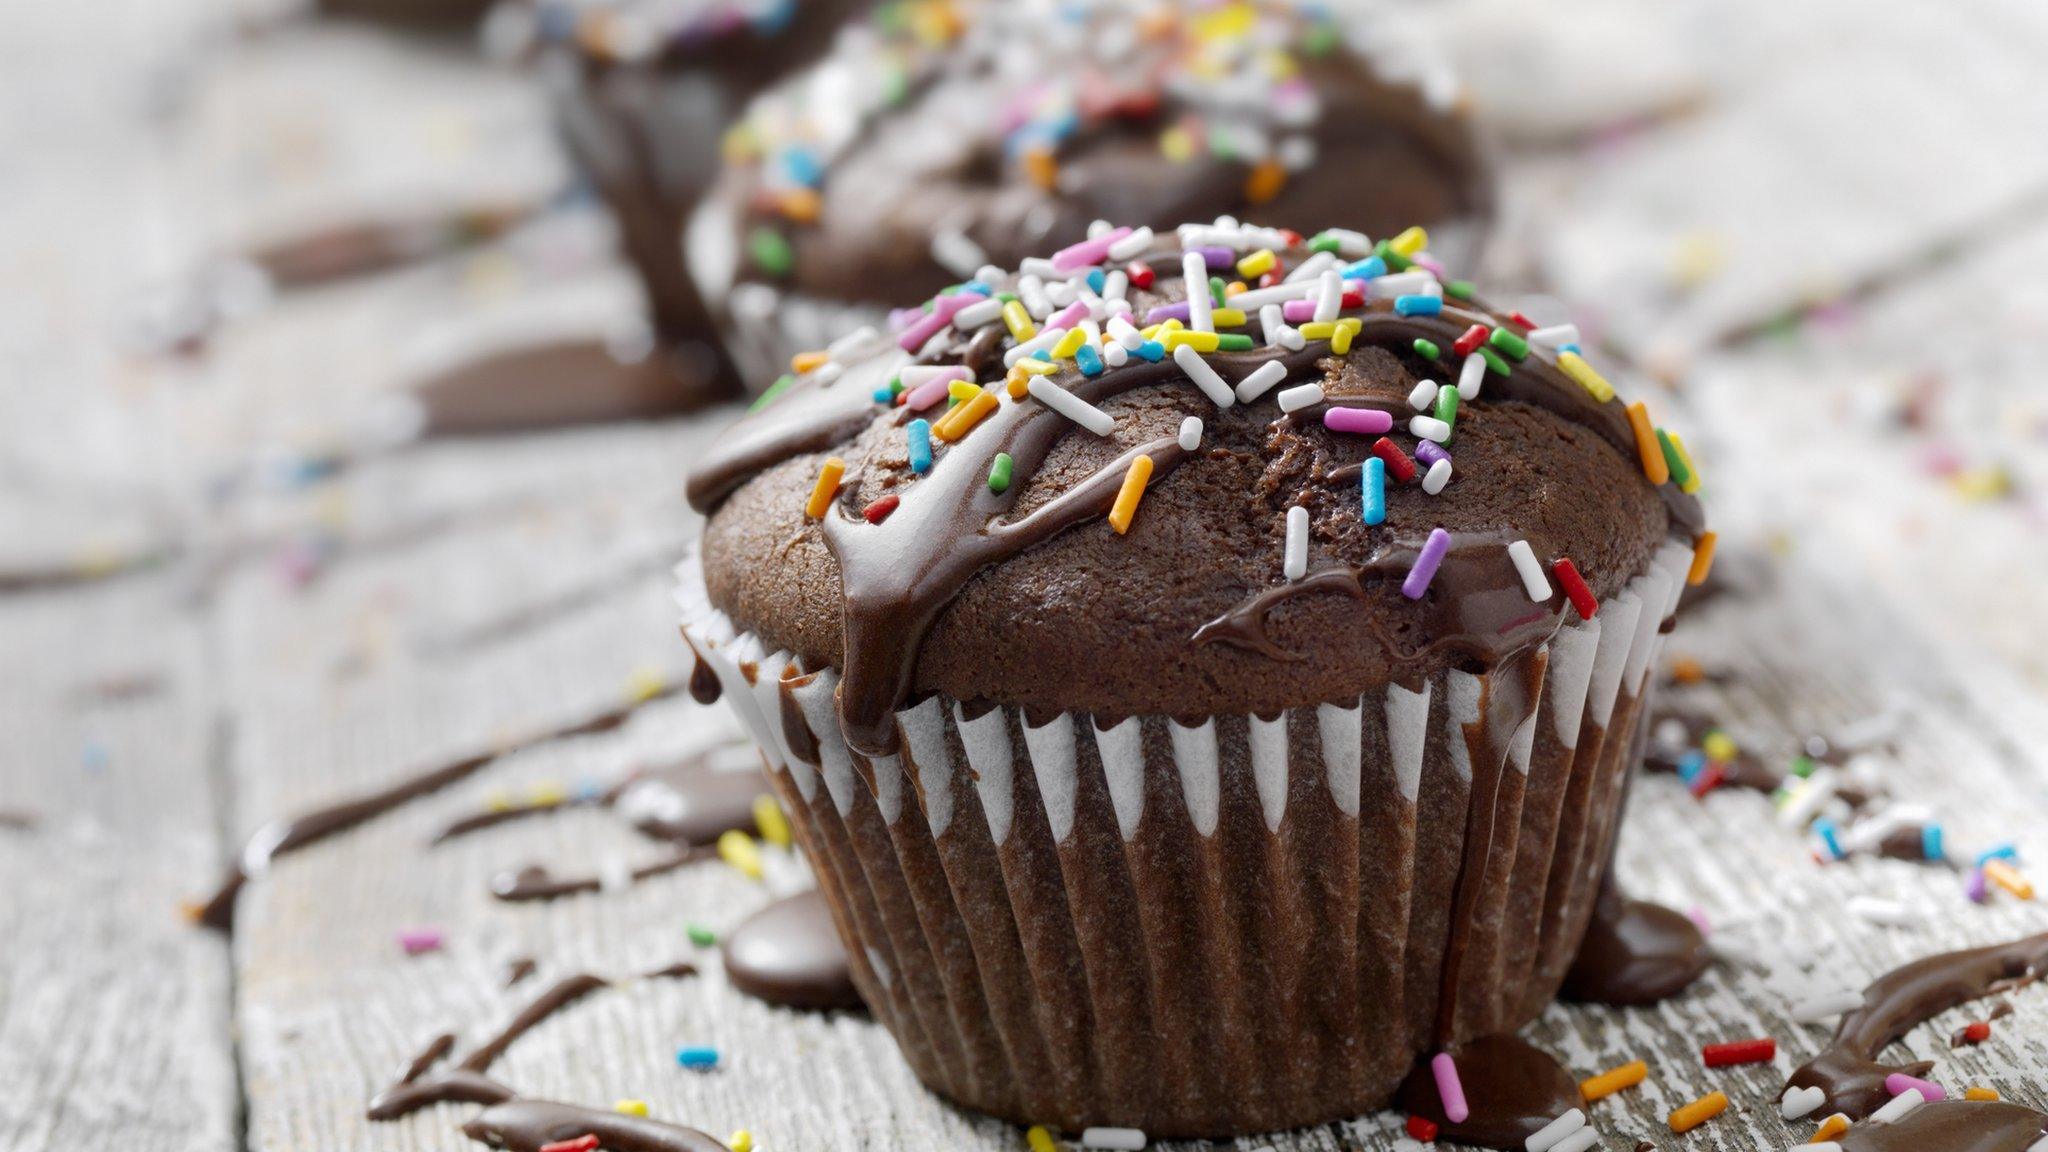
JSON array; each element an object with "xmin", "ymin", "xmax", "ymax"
[
  {"xmin": 1984, "ymin": 859, "xmax": 2034, "ymax": 900},
  {"xmin": 791, "ymin": 351, "xmax": 830, "ymax": 375},
  {"xmin": 1244, "ymin": 158, "xmax": 1288, "ymax": 204},
  {"xmin": 778, "ymin": 188, "xmax": 822, "ymax": 223},
  {"xmin": 1006, "ymin": 368, "xmax": 1030, "ymax": 400},
  {"xmin": 804, "ymin": 457, "xmax": 845, "ymax": 520},
  {"xmin": 932, "ymin": 388, "xmax": 998, "ymax": 442},
  {"xmin": 1965, "ymin": 1087, "xmax": 2000, "ymax": 1102},
  {"xmin": 1667, "ymin": 1091, "xmax": 1727, "ymax": 1133},
  {"xmin": 1024, "ymin": 147, "xmax": 1059, "ymax": 191},
  {"xmin": 1813, "ymin": 1113, "xmax": 1851, "ymax": 1141},
  {"xmin": 1108, "ymin": 454, "xmax": 1154, "ymax": 535},
  {"xmin": 1688, "ymin": 531, "xmax": 1718, "ymax": 586},
  {"xmin": 1669, "ymin": 655, "xmax": 1707, "ymax": 685},
  {"xmin": 1580, "ymin": 1060, "xmax": 1647, "ymax": 1102},
  {"xmin": 1627, "ymin": 402, "xmax": 1670, "ymax": 485}
]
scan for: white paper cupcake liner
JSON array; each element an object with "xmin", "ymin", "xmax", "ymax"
[{"xmin": 674, "ymin": 540, "xmax": 1693, "ymax": 1136}]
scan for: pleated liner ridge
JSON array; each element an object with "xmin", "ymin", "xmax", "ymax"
[{"xmin": 675, "ymin": 541, "xmax": 1694, "ymax": 1138}]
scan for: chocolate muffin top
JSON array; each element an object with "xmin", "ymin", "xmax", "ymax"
[
  {"xmin": 690, "ymin": 0, "xmax": 1491, "ymax": 315},
  {"xmin": 688, "ymin": 221, "xmax": 1707, "ymax": 756}
]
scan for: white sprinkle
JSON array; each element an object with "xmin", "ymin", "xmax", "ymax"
[
  {"xmin": 1791, "ymin": 988, "xmax": 1865, "ymax": 1023},
  {"xmin": 1229, "ymin": 283, "xmax": 1317, "ymax": 312},
  {"xmin": 1026, "ymin": 376, "xmax": 1115, "ymax": 436},
  {"xmin": 1410, "ymin": 415, "xmax": 1452, "ymax": 443},
  {"xmin": 1103, "ymin": 342, "xmax": 1129, "ymax": 368},
  {"xmin": 931, "ymin": 230, "xmax": 988, "ymax": 279},
  {"xmin": 1778, "ymin": 768, "xmax": 1840, "ymax": 828},
  {"xmin": 1087, "ymin": 219, "xmax": 1113, "ymax": 239},
  {"xmin": 810, "ymin": 362, "xmax": 843, "ymax": 386},
  {"xmin": 1277, "ymin": 326, "xmax": 1306, "ymax": 351},
  {"xmin": 1234, "ymin": 360, "xmax": 1289, "ymax": 403},
  {"xmin": 1278, "ymin": 135, "xmax": 1316, "ymax": 171},
  {"xmin": 1370, "ymin": 270, "xmax": 1438, "ymax": 298},
  {"xmin": 973, "ymin": 264, "xmax": 1007, "ymax": 288},
  {"xmin": 1178, "ymin": 417, "xmax": 1202, "ymax": 451},
  {"xmin": 1870, "ymin": 1088, "xmax": 1924, "ymax": 1125},
  {"xmin": 1107, "ymin": 226, "xmax": 1154, "ymax": 262},
  {"xmin": 1284, "ymin": 505, "xmax": 1309, "ymax": 580},
  {"xmin": 1313, "ymin": 270, "xmax": 1343, "ymax": 322},
  {"xmin": 1102, "ymin": 269, "xmax": 1129, "ymax": 305},
  {"xmin": 1284, "ymin": 250, "xmax": 1337, "ymax": 283},
  {"xmin": 1508, "ymin": 540, "xmax": 1552, "ymax": 601},
  {"xmin": 1422, "ymin": 458, "xmax": 1453, "ymax": 495},
  {"xmin": 1045, "ymin": 279, "xmax": 1079, "ymax": 308},
  {"xmin": 1018, "ymin": 275, "xmax": 1053, "ymax": 319},
  {"xmin": 1081, "ymin": 1127, "xmax": 1146, "ymax": 1151},
  {"xmin": 827, "ymin": 325, "xmax": 880, "ymax": 357},
  {"xmin": 1173, "ymin": 343, "xmax": 1236, "ymax": 408},
  {"xmin": 1847, "ymin": 896, "xmax": 1912, "ymax": 926},
  {"xmin": 1525, "ymin": 1108, "xmax": 1585, "ymax": 1152},
  {"xmin": 1182, "ymin": 252, "xmax": 1214, "ymax": 332},
  {"xmin": 1003, "ymin": 327, "xmax": 1066, "ymax": 368},
  {"xmin": 1457, "ymin": 353, "xmax": 1488, "ymax": 400},
  {"xmin": 952, "ymin": 297, "xmax": 1006, "ymax": 330},
  {"xmin": 1323, "ymin": 228, "xmax": 1371, "ymax": 258},
  {"xmin": 1789, "ymin": 1143, "xmax": 1842, "ymax": 1152},
  {"xmin": 1546, "ymin": 1129, "xmax": 1598, "ymax": 1152},
  {"xmin": 1409, "ymin": 379, "xmax": 1440, "ymax": 411},
  {"xmin": 1277, "ymin": 382, "xmax": 1324, "ymax": 413},
  {"xmin": 1019, "ymin": 257, "xmax": 1061, "ymax": 280},
  {"xmin": 1107, "ymin": 315, "xmax": 1145, "ymax": 350},
  {"xmin": 598, "ymin": 854, "xmax": 633, "ymax": 893},
  {"xmin": 1779, "ymin": 1085, "xmax": 1826, "ymax": 1120},
  {"xmin": 1529, "ymin": 323, "xmax": 1580, "ymax": 349},
  {"xmin": 1080, "ymin": 318, "xmax": 1103, "ymax": 348}
]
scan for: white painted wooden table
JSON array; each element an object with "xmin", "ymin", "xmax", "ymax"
[{"xmin": 3, "ymin": 2, "xmax": 2045, "ymax": 1151}]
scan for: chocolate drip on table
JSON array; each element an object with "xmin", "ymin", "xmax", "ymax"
[
  {"xmin": 413, "ymin": 339, "xmax": 726, "ymax": 436},
  {"xmin": 685, "ymin": 253, "xmax": 1703, "ymax": 759},
  {"xmin": 1837, "ymin": 1100, "xmax": 2048, "ymax": 1152},
  {"xmin": 0, "ymin": 810, "xmax": 36, "ymax": 833},
  {"xmin": 368, "ymin": 972, "xmax": 726, "ymax": 1152},
  {"xmin": 491, "ymin": 846, "xmax": 717, "ymax": 902},
  {"xmin": 1561, "ymin": 750, "xmax": 1710, "ymax": 1006},
  {"xmin": 721, "ymin": 890, "xmax": 863, "ymax": 1012},
  {"xmin": 1787, "ymin": 932, "xmax": 2048, "ymax": 1120},
  {"xmin": 194, "ymin": 683, "xmax": 679, "ymax": 931},
  {"xmin": 1396, "ymin": 1034, "xmax": 1585, "ymax": 1150}
]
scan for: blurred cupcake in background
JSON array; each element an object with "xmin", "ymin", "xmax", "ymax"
[
  {"xmin": 687, "ymin": 0, "xmax": 1492, "ymax": 389},
  {"xmin": 320, "ymin": 0, "xmax": 499, "ymax": 30}
]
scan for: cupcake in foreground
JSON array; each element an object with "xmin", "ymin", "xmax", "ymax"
[
  {"xmin": 675, "ymin": 219, "xmax": 1710, "ymax": 1139},
  {"xmin": 688, "ymin": 0, "xmax": 1492, "ymax": 388}
]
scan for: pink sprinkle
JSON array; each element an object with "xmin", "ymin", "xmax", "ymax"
[
  {"xmin": 896, "ymin": 291, "xmax": 985, "ymax": 353},
  {"xmin": 1323, "ymin": 407, "xmax": 1393, "ymax": 435},
  {"xmin": 1402, "ymin": 529, "xmax": 1452, "ymax": 601},
  {"xmin": 1281, "ymin": 299, "xmax": 1318, "ymax": 323},
  {"xmin": 398, "ymin": 929, "xmax": 444, "ymax": 956},
  {"xmin": 1048, "ymin": 301, "xmax": 1091, "ymax": 330},
  {"xmin": 1687, "ymin": 906, "xmax": 1713, "ymax": 936},
  {"xmin": 1886, "ymin": 1073, "xmax": 1945, "ymax": 1101},
  {"xmin": 1051, "ymin": 227, "xmax": 1130, "ymax": 272},
  {"xmin": 1431, "ymin": 1052, "xmax": 1469, "ymax": 1123},
  {"xmin": 901, "ymin": 367, "xmax": 971, "ymax": 412}
]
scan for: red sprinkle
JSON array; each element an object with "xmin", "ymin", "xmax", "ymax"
[
  {"xmin": 1690, "ymin": 763, "xmax": 1726, "ymax": 798},
  {"xmin": 539, "ymin": 1138, "xmax": 600, "ymax": 1152},
  {"xmin": 1508, "ymin": 310, "xmax": 1539, "ymax": 332},
  {"xmin": 1453, "ymin": 324, "xmax": 1490, "ymax": 356},
  {"xmin": 1371, "ymin": 437, "xmax": 1417, "ymax": 483},
  {"xmin": 862, "ymin": 495, "xmax": 900, "ymax": 524},
  {"xmin": 1341, "ymin": 286, "xmax": 1365, "ymax": 309},
  {"xmin": 1277, "ymin": 229, "xmax": 1304, "ymax": 247},
  {"xmin": 1962, "ymin": 1021, "xmax": 1991, "ymax": 1045},
  {"xmin": 1702, "ymin": 1038, "xmax": 1776, "ymax": 1067},
  {"xmin": 1552, "ymin": 558, "xmax": 1599, "ymax": 620},
  {"xmin": 1406, "ymin": 1115, "xmax": 1440, "ymax": 1142},
  {"xmin": 1126, "ymin": 262, "xmax": 1156, "ymax": 290},
  {"xmin": 1258, "ymin": 271, "xmax": 1284, "ymax": 289}
]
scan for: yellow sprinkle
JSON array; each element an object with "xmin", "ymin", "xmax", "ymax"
[
  {"xmin": 1108, "ymin": 454, "xmax": 1154, "ymax": 535},
  {"xmin": 791, "ymin": 351, "xmax": 829, "ymax": 375},
  {"xmin": 1965, "ymin": 1087, "xmax": 2000, "ymax": 1103},
  {"xmin": 483, "ymin": 790, "xmax": 515, "ymax": 813},
  {"xmin": 1813, "ymin": 1113, "xmax": 1852, "ymax": 1141},
  {"xmin": 1668, "ymin": 1091, "xmax": 1727, "ymax": 1133},
  {"xmin": 1558, "ymin": 351, "xmax": 1616, "ymax": 403},
  {"xmin": 1703, "ymin": 730, "xmax": 1738, "ymax": 763},
  {"xmin": 721, "ymin": 124, "xmax": 759, "ymax": 164},
  {"xmin": 1299, "ymin": 321, "xmax": 1336, "ymax": 340},
  {"xmin": 1984, "ymin": 858, "xmax": 2034, "ymax": 900},
  {"xmin": 1237, "ymin": 249, "xmax": 1277, "ymax": 279},
  {"xmin": 1953, "ymin": 465, "xmax": 2012, "ymax": 502},
  {"xmin": 1024, "ymin": 147, "xmax": 1058, "ymax": 191},
  {"xmin": 932, "ymin": 388, "xmax": 999, "ymax": 442},
  {"xmin": 1390, "ymin": 226, "xmax": 1429, "ymax": 257},
  {"xmin": 778, "ymin": 188, "xmax": 821, "ymax": 224},
  {"xmin": 1667, "ymin": 431, "xmax": 1703, "ymax": 493},
  {"xmin": 1688, "ymin": 531, "xmax": 1718, "ymax": 586},
  {"xmin": 1579, "ymin": 1060, "xmax": 1647, "ymax": 1102},
  {"xmin": 1210, "ymin": 308, "xmax": 1247, "ymax": 328},
  {"xmin": 1015, "ymin": 357, "xmax": 1060, "ymax": 375},
  {"xmin": 526, "ymin": 781, "xmax": 568, "ymax": 807},
  {"xmin": 804, "ymin": 457, "xmax": 845, "ymax": 519},
  {"xmin": 614, "ymin": 1100, "xmax": 649, "ymax": 1117},
  {"xmin": 729, "ymin": 1130, "xmax": 755, "ymax": 1152},
  {"xmin": 1026, "ymin": 1125, "xmax": 1058, "ymax": 1152},
  {"xmin": 1006, "ymin": 368, "xmax": 1030, "ymax": 400},
  {"xmin": 1331, "ymin": 325, "xmax": 1353, "ymax": 355},
  {"xmin": 1244, "ymin": 159, "xmax": 1287, "ymax": 205},
  {"xmin": 718, "ymin": 829, "xmax": 764, "ymax": 880},
  {"xmin": 1160, "ymin": 125, "xmax": 1196, "ymax": 163},
  {"xmin": 1163, "ymin": 330, "xmax": 1220, "ymax": 352},
  {"xmin": 753, "ymin": 794, "xmax": 791, "ymax": 848},
  {"xmin": 1003, "ymin": 300, "xmax": 1037, "ymax": 342},
  {"xmin": 625, "ymin": 666, "xmax": 668, "ymax": 703},
  {"xmin": 947, "ymin": 379, "xmax": 980, "ymax": 403},
  {"xmin": 1051, "ymin": 328, "xmax": 1088, "ymax": 359},
  {"xmin": 1338, "ymin": 317, "xmax": 1362, "ymax": 333}
]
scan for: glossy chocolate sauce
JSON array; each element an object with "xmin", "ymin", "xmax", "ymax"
[
  {"xmin": 1836, "ymin": 1100, "xmax": 2047, "ymax": 1152},
  {"xmin": 491, "ymin": 845, "xmax": 716, "ymax": 902},
  {"xmin": 720, "ymin": 890, "xmax": 862, "ymax": 1012},
  {"xmin": 1560, "ymin": 881, "xmax": 1710, "ymax": 1006},
  {"xmin": 1395, "ymin": 1033, "xmax": 1584, "ymax": 1150}
]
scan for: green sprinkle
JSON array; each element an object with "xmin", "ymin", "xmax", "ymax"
[
  {"xmin": 1216, "ymin": 334, "xmax": 1255, "ymax": 352},
  {"xmin": 1790, "ymin": 755, "xmax": 1816, "ymax": 779},
  {"xmin": 1488, "ymin": 327, "xmax": 1530, "ymax": 361},
  {"xmin": 1657, "ymin": 428, "xmax": 1694, "ymax": 489},
  {"xmin": 1209, "ymin": 276, "xmax": 1226, "ymax": 306},
  {"xmin": 997, "ymin": 291, "xmax": 1019, "ymax": 303},
  {"xmin": 1446, "ymin": 279, "xmax": 1477, "ymax": 300},
  {"xmin": 1301, "ymin": 23, "xmax": 1340, "ymax": 56},
  {"xmin": 687, "ymin": 923, "xmax": 717, "ymax": 947},
  {"xmin": 1309, "ymin": 232, "xmax": 1341, "ymax": 255},
  {"xmin": 988, "ymin": 453, "xmax": 1013, "ymax": 494},
  {"xmin": 1413, "ymin": 338, "xmax": 1440, "ymax": 361},
  {"xmin": 1478, "ymin": 346, "xmax": 1511, "ymax": 376},
  {"xmin": 1374, "ymin": 239, "xmax": 1413, "ymax": 272},
  {"xmin": 748, "ymin": 227, "xmax": 794, "ymax": 277},
  {"xmin": 889, "ymin": 376, "xmax": 905, "ymax": 396},
  {"xmin": 1434, "ymin": 386, "xmax": 1459, "ymax": 440},
  {"xmin": 749, "ymin": 374, "xmax": 796, "ymax": 413}
]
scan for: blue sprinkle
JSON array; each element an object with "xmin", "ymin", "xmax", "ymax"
[
  {"xmin": 1975, "ymin": 842, "xmax": 2018, "ymax": 867},
  {"xmin": 1085, "ymin": 268, "xmax": 1106, "ymax": 294},
  {"xmin": 782, "ymin": 149, "xmax": 823, "ymax": 188},
  {"xmin": 1075, "ymin": 344, "xmax": 1104, "ymax": 377},
  {"xmin": 1676, "ymin": 750, "xmax": 1707, "ymax": 785},
  {"xmin": 1342, "ymin": 256, "xmax": 1387, "ymax": 280},
  {"xmin": 907, "ymin": 420, "xmax": 933, "ymax": 475},
  {"xmin": 1922, "ymin": 823, "xmax": 1945, "ymax": 862},
  {"xmin": 959, "ymin": 281, "xmax": 990, "ymax": 296},
  {"xmin": 1361, "ymin": 457, "xmax": 1386, "ymax": 526},
  {"xmin": 1032, "ymin": 349, "xmax": 1052, "ymax": 362},
  {"xmin": 1814, "ymin": 818, "xmax": 1844, "ymax": 861},
  {"xmin": 1394, "ymin": 294, "xmax": 1442, "ymax": 317},
  {"xmin": 1560, "ymin": 342, "xmax": 1583, "ymax": 356},
  {"xmin": 1135, "ymin": 340, "xmax": 1166, "ymax": 363},
  {"xmin": 872, "ymin": 387, "xmax": 894, "ymax": 404},
  {"xmin": 676, "ymin": 1046, "xmax": 720, "ymax": 1070}
]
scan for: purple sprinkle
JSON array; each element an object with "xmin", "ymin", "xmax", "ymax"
[
  {"xmin": 1966, "ymin": 868, "xmax": 1989, "ymax": 903},
  {"xmin": 1145, "ymin": 302, "xmax": 1192, "ymax": 326},
  {"xmin": 1415, "ymin": 441, "xmax": 1452, "ymax": 469},
  {"xmin": 1402, "ymin": 529, "xmax": 1452, "ymax": 600},
  {"xmin": 1197, "ymin": 246, "xmax": 1234, "ymax": 270}
]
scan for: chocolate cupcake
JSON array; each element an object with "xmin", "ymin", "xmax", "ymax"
[
  {"xmin": 321, "ymin": 0, "xmax": 495, "ymax": 29},
  {"xmin": 491, "ymin": 0, "xmax": 873, "ymax": 404},
  {"xmin": 687, "ymin": 0, "xmax": 1492, "ymax": 391},
  {"xmin": 676, "ymin": 221, "xmax": 1708, "ymax": 1137}
]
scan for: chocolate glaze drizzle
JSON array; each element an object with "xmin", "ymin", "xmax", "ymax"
[
  {"xmin": 1559, "ymin": 882, "xmax": 1710, "ymax": 1006},
  {"xmin": 720, "ymin": 890, "xmax": 863, "ymax": 1012},
  {"xmin": 194, "ymin": 683, "xmax": 679, "ymax": 931},
  {"xmin": 1787, "ymin": 932, "xmax": 2048, "ymax": 1120},
  {"xmin": 1395, "ymin": 1033, "xmax": 1584, "ymax": 1150},
  {"xmin": 1836, "ymin": 1100, "xmax": 2048, "ymax": 1152},
  {"xmin": 490, "ymin": 847, "xmax": 716, "ymax": 902}
]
